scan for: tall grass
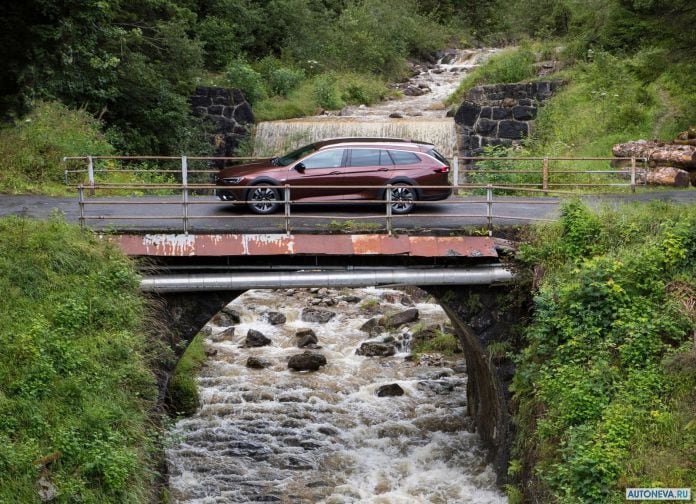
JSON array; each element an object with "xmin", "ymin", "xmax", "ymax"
[{"xmin": 0, "ymin": 216, "xmax": 159, "ymax": 502}]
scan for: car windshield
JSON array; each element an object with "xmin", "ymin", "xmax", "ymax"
[{"xmin": 275, "ymin": 143, "xmax": 319, "ymax": 166}]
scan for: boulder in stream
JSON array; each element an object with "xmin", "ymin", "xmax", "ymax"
[
  {"xmin": 356, "ymin": 341, "xmax": 396, "ymax": 357},
  {"xmin": 246, "ymin": 356, "xmax": 272, "ymax": 369},
  {"xmin": 381, "ymin": 308, "xmax": 419, "ymax": 329},
  {"xmin": 264, "ymin": 311, "xmax": 286, "ymax": 325},
  {"xmin": 297, "ymin": 330, "xmax": 319, "ymax": 348},
  {"xmin": 376, "ymin": 383, "xmax": 404, "ymax": 397},
  {"xmin": 288, "ymin": 351, "xmax": 327, "ymax": 372},
  {"xmin": 301, "ymin": 307, "xmax": 336, "ymax": 324},
  {"xmin": 246, "ymin": 329, "xmax": 271, "ymax": 347}
]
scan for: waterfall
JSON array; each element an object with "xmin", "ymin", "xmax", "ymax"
[{"xmin": 253, "ymin": 118, "xmax": 458, "ymax": 158}]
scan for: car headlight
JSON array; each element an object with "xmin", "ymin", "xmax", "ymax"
[{"xmin": 222, "ymin": 177, "xmax": 243, "ymax": 184}]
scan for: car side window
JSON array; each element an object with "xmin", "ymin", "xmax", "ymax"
[
  {"xmin": 348, "ymin": 149, "xmax": 381, "ymax": 167},
  {"xmin": 388, "ymin": 150, "xmax": 421, "ymax": 165},
  {"xmin": 301, "ymin": 149, "xmax": 345, "ymax": 169},
  {"xmin": 380, "ymin": 150, "xmax": 393, "ymax": 166}
]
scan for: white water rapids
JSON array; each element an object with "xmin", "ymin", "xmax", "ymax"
[{"xmin": 166, "ymin": 288, "xmax": 506, "ymax": 503}]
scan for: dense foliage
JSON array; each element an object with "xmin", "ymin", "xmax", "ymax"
[
  {"xmin": 512, "ymin": 201, "xmax": 696, "ymax": 502},
  {"xmin": 0, "ymin": 216, "xmax": 159, "ymax": 502}
]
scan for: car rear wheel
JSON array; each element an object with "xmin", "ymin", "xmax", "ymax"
[
  {"xmin": 248, "ymin": 183, "xmax": 280, "ymax": 214},
  {"xmin": 389, "ymin": 183, "xmax": 417, "ymax": 214}
]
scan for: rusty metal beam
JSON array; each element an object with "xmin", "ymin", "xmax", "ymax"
[{"xmin": 108, "ymin": 233, "xmax": 499, "ymax": 258}]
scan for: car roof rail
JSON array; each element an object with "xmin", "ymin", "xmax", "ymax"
[{"xmin": 314, "ymin": 137, "xmax": 433, "ymax": 148}]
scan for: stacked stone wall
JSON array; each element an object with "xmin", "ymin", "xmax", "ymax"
[
  {"xmin": 190, "ymin": 86, "xmax": 255, "ymax": 157},
  {"xmin": 455, "ymin": 81, "xmax": 563, "ymax": 158}
]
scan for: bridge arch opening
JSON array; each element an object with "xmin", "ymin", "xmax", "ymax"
[{"xmin": 154, "ymin": 282, "xmax": 523, "ymax": 495}]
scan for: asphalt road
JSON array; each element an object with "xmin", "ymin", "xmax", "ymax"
[{"xmin": 1, "ymin": 190, "xmax": 694, "ymax": 234}]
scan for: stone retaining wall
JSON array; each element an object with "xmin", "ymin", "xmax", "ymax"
[
  {"xmin": 190, "ymin": 86, "xmax": 255, "ymax": 157},
  {"xmin": 454, "ymin": 81, "xmax": 563, "ymax": 157}
]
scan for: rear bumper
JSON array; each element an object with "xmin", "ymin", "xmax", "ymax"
[{"xmin": 419, "ymin": 188, "xmax": 452, "ymax": 201}]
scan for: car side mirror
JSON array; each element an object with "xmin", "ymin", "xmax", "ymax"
[{"xmin": 294, "ymin": 162, "xmax": 306, "ymax": 173}]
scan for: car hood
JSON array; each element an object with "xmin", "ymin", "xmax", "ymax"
[{"xmin": 218, "ymin": 159, "xmax": 286, "ymax": 179}]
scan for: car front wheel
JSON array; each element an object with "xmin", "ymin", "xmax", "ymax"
[
  {"xmin": 389, "ymin": 183, "xmax": 417, "ymax": 214},
  {"xmin": 247, "ymin": 183, "xmax": 281, "ymax": 214}
]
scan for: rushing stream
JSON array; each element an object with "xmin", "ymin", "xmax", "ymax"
[
  {"xmin": 252, "ymin": 49, "xmax": 497, "ymax": 157},
  {"xmin": 166, "ymin": 288, "xmax": 506, "ymax": 503}
]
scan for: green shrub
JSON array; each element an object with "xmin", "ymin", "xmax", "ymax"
[
  {"xmin": 513, "ymin": 202, "xmax": 696, "ymax": 502},
  {"xmin": 268, "ymin": 67, "xmax": 306, "ymax": 97},
  {"xmin": 313, "ymin": 73, "xmax": 344, "ymax": 110},
  {"xmin": 0, "ymin": 101, "xmax": 114, "ymax": 194},
  {"xmin": 225, "ymin": 59, "xmax": 266, "ymax": 104}
]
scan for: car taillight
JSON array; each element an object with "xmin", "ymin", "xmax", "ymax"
[{"xmin": 433, "ymin": 166, "xmax": 449, "ymax": 173}]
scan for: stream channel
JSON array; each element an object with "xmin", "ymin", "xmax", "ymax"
[
  {"xmin": 165, "ymin": 49, "xmax": 507, "ymax": 503},
  {"xmin": 165, "ymin": 288, "xmax": 506, "ymax": 503}
]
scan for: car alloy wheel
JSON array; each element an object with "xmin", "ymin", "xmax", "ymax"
[
  {"xmin": 390, "ymin": 183, "xmax": 416, "ymax": 214},
  {"xmin": 248, "ymin": 184, "xmax": 280, "ymax": 214}
]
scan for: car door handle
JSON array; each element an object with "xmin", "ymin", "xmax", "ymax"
[
  {"xmin": 378, "ymin": 168, "xmax": 389, "ymax": 171},
  {"xmin": 329, "ymin": 171, "xmax": 341, "ymax": 175}
]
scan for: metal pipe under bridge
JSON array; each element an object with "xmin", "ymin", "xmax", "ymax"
[{"xmin": 107, "ymin": 233, "xmax": 516, "ymax": 292}]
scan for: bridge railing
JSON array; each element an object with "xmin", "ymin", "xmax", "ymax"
[{"xmin": 62, "ymin": 155, "xmax": 649, "ymax": 236}]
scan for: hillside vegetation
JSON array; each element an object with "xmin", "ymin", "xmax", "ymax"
[
  {"xmin": 512, "ymin": 201, "xmax": 696, "ymax": 502},
  {"xmin": 0, "ymin": 216, "xmax": 160, "ymax": 503},
  {"xmin": 1, "ymin": 0, "xmax": 695, "ymax": 192}
]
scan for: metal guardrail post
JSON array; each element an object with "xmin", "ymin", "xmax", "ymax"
[
  {"xmin": 386, "ymin": 184, "xmax": 393, "ymax": 235},
  {"xmin": 284, "ymin": 185, "xmax": 291, "ymax": 235},
  {"xmin": 452, "ymin": 156, "xmax": 459, "ymax": 186},
  {"xmin": 542, "ymin": 157, "xmax": 549, "ymax": 195},
  {"xmin": 630, "ymin": 156, "xmax": 636, "ymax": 193},
  {"xmin": 78, "ymin": 185, "xmax": 85, "ymax": 230},
  {"xmin": 87, "ymin": 156, "xmax": 95, "ymax": 196},
  {"xmin": 486, "ymin": 184, "xmax": 493, "ymax": 237},
  {"xmin": 181, "ymin": 156, "xmax": 189, "ymax": 234}
]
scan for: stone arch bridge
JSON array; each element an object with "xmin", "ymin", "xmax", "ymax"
[{"xmin": 112, "ymin": 231, "xmax": 529, "ymax": 483}]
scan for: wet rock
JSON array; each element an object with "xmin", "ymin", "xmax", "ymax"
[
  {"xmin": 296, "ymin": 328, "xmax": 316, "ymax": 339},
  {"xmin": 376, "ymin": 383, "xmax": 404, "ymax": 397},
  {"xmin": 356, "ymin": 342, "xmax": 396, "ymax": 357},
  {"xmin": 317, "ymin": 426, "xmax": 338, "ymax": 436},
  {"xmin": 246, "ymin": 356, "xmax": 271, "ymax": 369},
  {"xmin": 341, "ymin": 295, "xmax": 361, "ymax": 303},
  {"xmin": 264, "ymin": 311, "xmax": 286, "ymax": 325},
  {"xmin": 306, "ymin": 481, "xmax": 331, "ymax": 488},
  {"xmin": 417, "ymin": 379, "xmax": 460, "ymax": 395},
  {"xmin": 288, "ymin": 351, "xmax": 327, "ymax": 372},
  {"xmin": 246, "ymin": 329, "xmax": 271, "ymax": 347},
  {"xmin": 400, "ymin": 294, "xmax": 415, "ymax": 306},
  {"xmin": 301, "ymin": 307, "xmax": 336, "ymax": 324},
  {"xmin": 360, "ymin": 317, "xmax": 382, "ymax": 337},
  {"xmin": 389, "ymin": 112, "xmax": 404, "ymax": 118},
  {"xmin": 297, "ymin": 332, "xmax": 319, "ymax": 348},
  {"xmin": 412, "ymin": 323, "xmax": 440, "ymax": 344},
  {"xmin": 210, "ymin": 326, "xmax": 235, "ymax": 342},
  {"xmin": 381, "ymin": 308, "xmax": 419, "ymax": 328},
  {"xmin": 212, "ymin": 309, "xmax": 240, "ymax": 326}
]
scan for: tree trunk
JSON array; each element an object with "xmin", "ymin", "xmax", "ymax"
[
  {"xmin": 612, "ymin": 140, "xmax": 696, "ymax": 168},
  {"xmin": 644, "ymin": 167, "xmax": 691, "ymax": 187}
]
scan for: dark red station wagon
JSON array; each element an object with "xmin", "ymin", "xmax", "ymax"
[{"xmin": 215, "ymin": 137, "xmax": 452, "ymax": 214}]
